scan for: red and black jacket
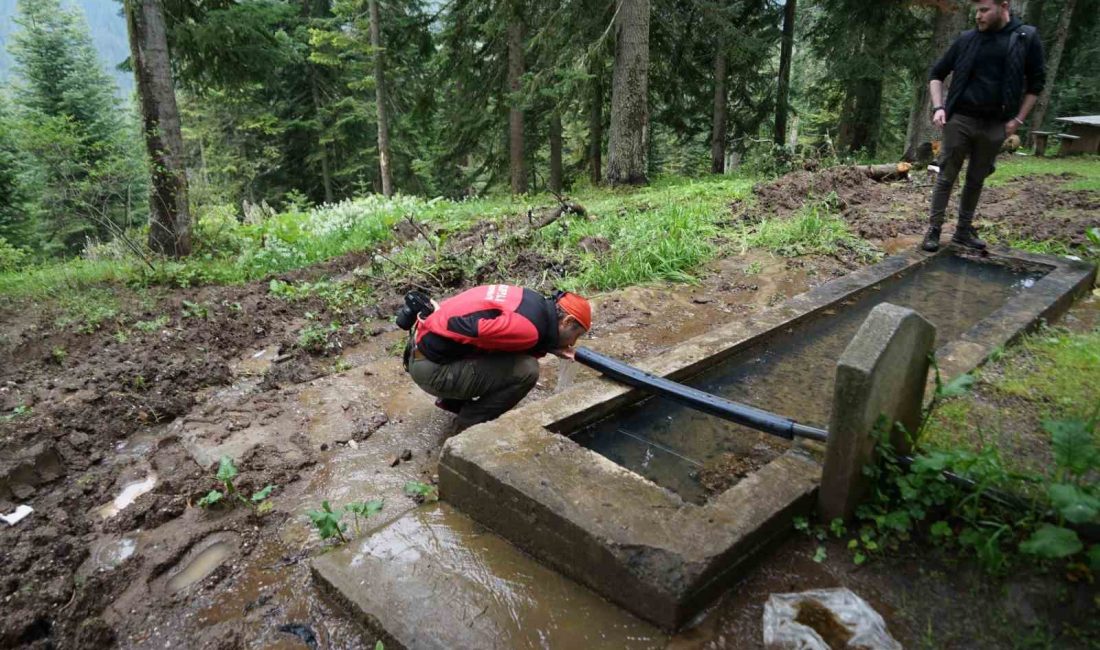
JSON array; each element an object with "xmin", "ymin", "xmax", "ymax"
[{"xmin": 414, "ymin": 284, "xmax": 560, "ymax": 364}]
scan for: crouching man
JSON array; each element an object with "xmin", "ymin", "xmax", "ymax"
[{"xmin": 404, "ymin": 284, "xmax": 591, "ymax": 433}]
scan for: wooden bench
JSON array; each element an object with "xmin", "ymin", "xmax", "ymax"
[{"xmin": 1032, "ymin": 131, "xmax": 1081, "ymax": 157}]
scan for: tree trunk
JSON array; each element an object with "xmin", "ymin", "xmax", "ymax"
[
  {"xmin": 774, "ymin": 0, "xmax": 796, "ymax": 146},
  {"xmin": 588, "ymin": 63, "xmax": 603, "ymax": 185},
  {"xmin": 1025, "ymin": 0, "xmax": 1045, "ymax": 27},
  {"xmin": 125, "ymin": 0, "xmax": 191, "ymax": 257},
  {"xmin": 903, "ymin": 0, "xmax": 966, "ymax": 164},
  {"xmin": 507, "ymin": 14, "xmax": 527, "ymax": 194},
  {"xmin": 606, "ymin": 0, "xmax": 649, "ymax": 186},
  {"xmin": 787, "ymin": 115, "xmax": 800, "ymax": 149},
  {"xmin": 1028, "ymin": 0, "xmax": 1076, "ymax": 139},
  {"xmin": 549, "ymin": 113, "xmax": 563, "ymax": 193},
  {"xmin": 309, "ymin": 70, "xmax": 334, "ymax": 203},
  {"xmin": 837, "ymin": 77, "xmax": 883, "ymax": 155},
  {"xmin": 370, "ymin": 0, "xmax": 393, "ymax": 197},
  {"xmin": 710, "ymin": 49, "xmax": 727, "ymax": 174}
]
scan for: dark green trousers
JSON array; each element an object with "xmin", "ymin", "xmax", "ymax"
[
  {"xmin": 408, "ymin": 352, "xmax": 540, "ymax": 430},
  {"xmin": 930, "ymin": 114, "xmax": 1006, "ymax": 228}
]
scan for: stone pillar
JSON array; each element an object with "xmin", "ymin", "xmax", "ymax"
[{"xmin": 819, "ymin": 303, "xmax": 936, "ymax": 522}]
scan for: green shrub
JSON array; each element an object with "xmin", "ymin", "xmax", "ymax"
[{"xmin": 0, "ymin": 236, "xmax": 27, "ymax": 271}]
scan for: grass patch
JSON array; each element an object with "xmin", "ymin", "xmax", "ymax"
[
  {"xmin": 991, "ymin": 328, "xmax": 1100, "ymax": 413},
  {"xmin": 922, "ymin": 327, "xmax": 1100, "ymax": 478},
  {"xmin": 921, "ymin": 398, "xmax": 976, "ymax": 450},
  {"xmin": 54, "ymin": 288, "xmax": 122, "ymax": 333},
  {"xmin": 551, "ymin": 176, "xmax": 753, "ymax": 291},
  {"xmin": 0, "ymin": 175, "xmax": 756, "ymax": 302},
  {"xmin": 732, "ymin": 198, "xmax": 880, "ymax": 260},
  {"xmin": 981, "ymin": 232, "xmax": 1076, "ymax": 257},
  {"xmin": 987, "ymin": 155, "xmax": 1100, "ymax": 190},
  {"xmin": 268, "ymin": 278, "xmax": 374, "ymax": 314}
]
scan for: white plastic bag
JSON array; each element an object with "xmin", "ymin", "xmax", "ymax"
[{"xmin": 763, "ymin": 588, "xmax": 901, "ymax": 649}]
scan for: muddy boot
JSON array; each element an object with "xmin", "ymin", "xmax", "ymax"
[
  {"xmin": 921, "ymin": 226, "xmax": 942, "ymax": 252},
  {"xmin": 951, "ymin": 224, "xmax": 987, "ymax": 250}
]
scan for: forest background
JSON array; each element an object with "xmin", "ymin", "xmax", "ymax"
[{"xmin": 0, "ymin": 0, "xmax": 1096, "ymax": 266}]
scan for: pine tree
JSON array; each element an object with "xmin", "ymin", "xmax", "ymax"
[
  {"xmin": 9, "ymin": 0, "xmax": 145, "ymax": 255},
  {"xmin": 0, "ymin": 93, "xmax": 32, "ymax": 248},
  {"xmin": 809, "ymin": 0, "xmax": 925, "ymax": 156}
]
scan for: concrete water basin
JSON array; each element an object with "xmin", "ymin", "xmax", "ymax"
[{"xmin": 439, "ymin": 246, "xmax": 1095, "ymax": 629}]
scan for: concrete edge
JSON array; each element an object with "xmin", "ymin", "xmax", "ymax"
[
  {"xmin": 311, "ymin": 557, "xmax": 403, "ymax": 650},
  {"xmin": 936, "ymin": 248, "xmax": 1097, "ymax": 379},
  {"xmin": 440, "ymin": 426, "xmax": 822, "ymax": 629},
  {"xmin": 535, "ymin": 249, "xmax": 936, "ymax": 434}
]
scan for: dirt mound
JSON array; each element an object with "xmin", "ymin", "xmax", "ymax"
[{"xmin": 739, "ymin": 163, "xmax": 1100, "ymax": 248}]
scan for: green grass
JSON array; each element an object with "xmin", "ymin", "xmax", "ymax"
[
  {"xmin": 0, "ymin": 175, "xmax": 757, "ymax": 302},
  {"xmin": 922, "ymin": 326, "xmax": 1100, "ymax": 472},
  {"xmin": 731, "ymin": 199, "xmax": 880, "ymax": 261},
  {"xmin": 550, "ymin": 176, "xmax": 754, "ymax": 290},
  {"xmin": 991, "ymin": 328, "xmax": 1100, "ymax": 413},
  {"xmin": 987, "ymin": 155, "xmax": 1100, "ymax": 190}
]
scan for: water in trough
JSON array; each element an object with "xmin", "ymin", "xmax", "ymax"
[{"xmin": 571, "ymin": 254, "xmax": 1047, "ymax": 504}]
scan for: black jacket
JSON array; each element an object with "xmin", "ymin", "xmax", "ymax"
[{"xmin": 929, "ymin": 17, "xmax": 1045, "ymax": 121}]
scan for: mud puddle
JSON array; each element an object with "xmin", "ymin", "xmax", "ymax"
[{"xmin": 97, "ymin": 473, "xmax": 158, "ymax": 519}]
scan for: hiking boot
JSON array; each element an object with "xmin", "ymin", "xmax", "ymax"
[
  {"xmin": 434, "ymin": 398, "xmax": 465, "ymax": 414},
  {"xmin": 921, "ymin": 226, "xmax": 942, "ymax": 252},
  {"xmin": 951, "ymin": 224, "xmax": 987, "ymax": 250}
]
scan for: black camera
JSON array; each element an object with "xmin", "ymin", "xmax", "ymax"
[{"xmin": 395, "ymin": 291, "xmax": 434, "ymax": 330}]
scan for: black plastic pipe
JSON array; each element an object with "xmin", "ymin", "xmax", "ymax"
[{"xmin": 574, "ymin": 347, "xmax": 829, "ymax": 442}]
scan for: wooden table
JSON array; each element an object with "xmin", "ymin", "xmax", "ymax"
[{"xmin": 1054, "ymin": 115, "xmax": 1100, "ymax": 155}]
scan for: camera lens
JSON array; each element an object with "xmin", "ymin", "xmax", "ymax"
[{"xmin": 395, "ymin": 306, "xmax": 416, "ymax": 330}]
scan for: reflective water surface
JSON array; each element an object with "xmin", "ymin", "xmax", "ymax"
[{"xmin": 572, "ymin": 255, "xmax": 1046, "ymax": 504}]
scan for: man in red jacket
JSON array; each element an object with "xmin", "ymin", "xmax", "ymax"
[{"xmin": 406, "ymin": 285, "xmax": 592, "ymax": 432}]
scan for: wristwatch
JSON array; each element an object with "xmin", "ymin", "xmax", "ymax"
[{"xmin": 931, "ymin": 105, "xmax": 945, "ymax": 115}]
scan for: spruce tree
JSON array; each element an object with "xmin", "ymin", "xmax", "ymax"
[
  {"xmin": 9, "ymin": 0, "xmax": 145, "ymax": 255},
  {"xmin": 0, "ymin": 92, "xmax": 32, "ymax": 249}
]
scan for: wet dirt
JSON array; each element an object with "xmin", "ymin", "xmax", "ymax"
[
  {"xmin": 794, "ymin": 599, "xmax": 853, "ymax": 649},
  {"xmin": 738, "ymin": 163, "xmax": 1100, "ymax": 249},
  {"xmin": 0, "ymin": 179, "xmax": 1093, "ymax": 648}
]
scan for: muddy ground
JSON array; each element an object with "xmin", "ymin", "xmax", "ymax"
[
  {"xmin": 1, "ymin": 162, "xmax": 1097, "ymax": 649},
  {"xmin": 741, "ymin": 164, "xmax": 1100, "ymax": 248}
]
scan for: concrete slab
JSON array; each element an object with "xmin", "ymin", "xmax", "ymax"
[
  {"xmin": 437, "ymin": 248, "xmax": 1096, "ymax": 630},
  {"xmin": 311, "ymin": 502, "xmax": 667, "ymax": 650},
  {"xmin": 442, "ymin": 421, "xmax": 821, "ymax": 630},
  {"xmin": 820, "ymin": 303, "xmax": 935, "ymax": 521}
]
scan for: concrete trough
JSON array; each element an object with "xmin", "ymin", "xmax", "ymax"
[{"xmin": 439, "ymin": 247, "xmax": 1095, "ymax": 630}]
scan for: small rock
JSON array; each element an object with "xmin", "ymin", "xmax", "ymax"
[
  {"xmin": 400, "ymin": 449, "xmax": 412, "ymax": 462},
  {"xmin": 388, "ymin": 456, "xmax": 401, "ymax": 467},
  {"xmin": 319, "ymin": 443, "xmax": 329, "ymax": 452}
]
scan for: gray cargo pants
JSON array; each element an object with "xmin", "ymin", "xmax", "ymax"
[
  {"xmin": 930, "ymin": 114, "xmax": 1006, "ymax": 228},
  {"xmin": 408, "ymin": 351, "xmax": 540, "ymax": 431}
]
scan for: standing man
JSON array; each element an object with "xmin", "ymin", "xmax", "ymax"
[
  {"xmin": 405, "ymin": 285, "xmax": 591, "ymax": 433},
  {"xmin": 923, "ymin": 0, "xmax": 1045, "ymax": 252}
]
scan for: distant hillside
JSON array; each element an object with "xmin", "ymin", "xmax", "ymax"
[{"xmin": 0, "ymin": 0, "xmax": 132, "ymax": 95}]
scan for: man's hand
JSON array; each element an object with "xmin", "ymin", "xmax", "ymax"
[
  {"xmin": 932, "ymin": 108, "xmax": 947, "ymax": 128},
  {"xmin": 1005, "ymin": 117, "xmax": 1024, "ymax": 137}
]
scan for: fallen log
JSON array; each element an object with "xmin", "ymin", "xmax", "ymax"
[
  {"xmin": 857, "ymin": 162, "xmax": 912, "ymax": 181},
  {"xmin": 528, "ymin": 201, "xmax": 587, "ymax": 230}
]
